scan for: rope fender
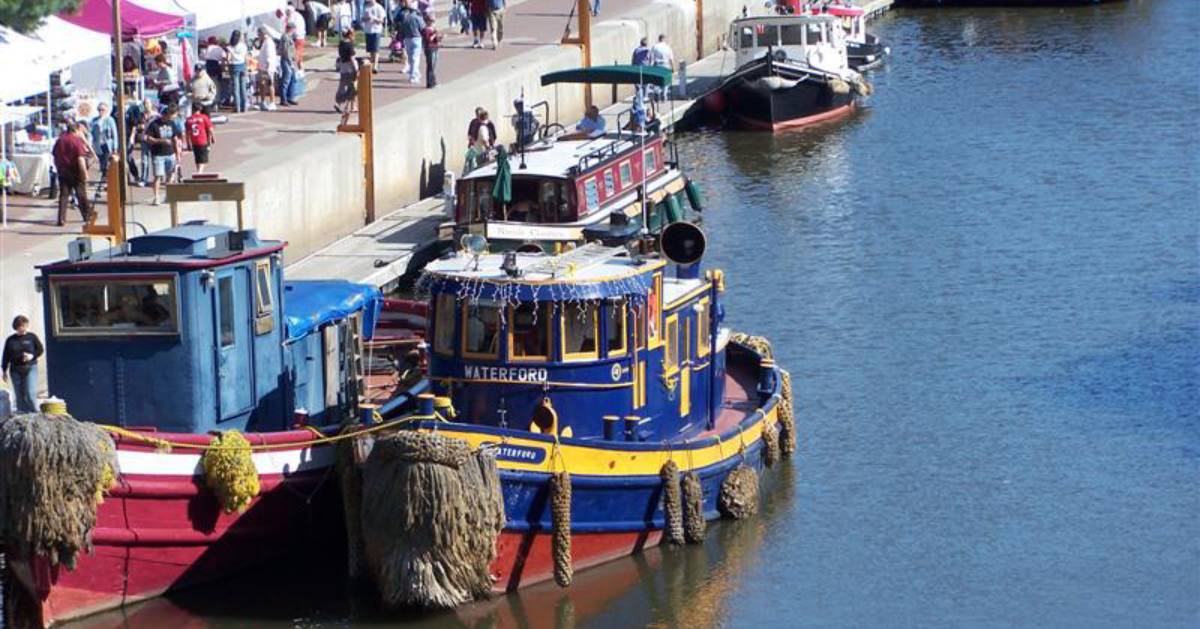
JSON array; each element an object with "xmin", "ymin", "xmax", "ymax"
[
  {"xmin": 660, "ymin": 461, "xmax": 684, "ymax": 546},
  {"xmin": 718, "ymin": 465, "xmax": 759, "ymax": 520},
  {"xmin": 779, "ymin": 370, "xmax": 797, "ymax": 457},
  {"xmin": 763, "ymin": 422, "xmax": 781, "ymax": 469},
  {"xmin": 681, "ymin": 471, "xmax": 706, "ymax": 544},
  {"xmin": 551, "ymin": 470, "xmax": 573, "ymax": 587},
  {"xmin": 201, "ymin": 430, "xmax": 260, "ymax": 514}
]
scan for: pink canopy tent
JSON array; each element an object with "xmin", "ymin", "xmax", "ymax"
[{"xmin": 59, "ymin": 0, "xmax": 184, "ymax": 40}]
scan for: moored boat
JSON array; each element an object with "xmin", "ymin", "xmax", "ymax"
[
  {"xmin": 823, "ymin": 4, "xmax": 891, "ymax": 71},
  {"xmin": 719, "ymin": 12, "xmax": 871, "ymax": 131},
  {"xmin": 341, "ymin": 227, "xmax": 797, "ymax": 606},
  {"xmin": 1, "ymin": 223, "xmax": 422, "ymax": 627},
  {"xmin": 441, "ymin": 66, "xmax": 705, "ymax": 253}
]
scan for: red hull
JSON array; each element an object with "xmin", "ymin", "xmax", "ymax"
[
  {"xmin": 736, "ymin": 101, "xmax": 856, "ymax": 132},
  {"xmin": 491, "ymin": 529, "xmax": 663, "ymax": 592},
  {"xmin": 6, "ymin": 435, "xmax": 338, "ymax": 628}
]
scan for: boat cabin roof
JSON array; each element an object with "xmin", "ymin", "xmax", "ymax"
[
  {"xmin": 421, "ymin": 243, "xmax": 665, "ymax": 302},
  {"xmin": 733, "ymin": 13, "xmax": 840, "ymax": 27},
  {"xmin": 40, "ymin": 223, "xmax": 283, "ymax": 272},
  {"xmin": 462, "ymin": 132, "xmax": 653, "ymax": 181}
]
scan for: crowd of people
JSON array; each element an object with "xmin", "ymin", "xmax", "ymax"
[{"xmin": 42, "ymin": 0, "xmax": 684, "ymax": 225}]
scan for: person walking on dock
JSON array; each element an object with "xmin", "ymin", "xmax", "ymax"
[
  {"xmin": 650, "ymin": 34, "xmax": 675, "ymax": 101},
  {"xmin": 468, "ymin": 0, "xmax": 489, "ymax": 49},
  {"xmin": 363, "ymin": 0, "xmax": 387, "ymax": 71},
  {"xmin": 2, "ymin": 315, "xmax": 44, "ymax": 414},
  {"xmin": 421, "ymin": 12, "xmax": 442, "ymax": 88},
  {"xmin": 185, "ymin": 105, "xmax": 215, "ymax": 174},
  {"xmin": 90, "ymin": 102, "xmax": 118, "ymax": 186},
  {"xmin": 146, "ymin": 107, "xmax": 181, "ymax": 205},
  {"xmin": 488, "ymin": 0, "xmax": 505, "ymax": 48},
  {"xmin": 335, "ymin": 47, "xmax": 359, "ymax": 124},
  {"xmin": 279, "ymin": 23, "xmax": 301, "ymax": 106},
  {"xmin": 397, "ymin": 1, "xmax": 424, "ymax": 84},
  {"xmin": 50, "ymin": 122, "xmax": 93, "ymax": 226}
]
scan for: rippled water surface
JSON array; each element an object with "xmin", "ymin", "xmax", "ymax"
[{"xmin": 69, "ymin": 2, "xmax": 1198, "ymax": 627}]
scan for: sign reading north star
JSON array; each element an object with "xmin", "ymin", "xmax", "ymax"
[{"xmin": 464, "ymin": 365, "xmax": 549, "ymax": 383}]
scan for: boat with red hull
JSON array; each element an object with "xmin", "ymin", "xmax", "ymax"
[{"xmin": 2, "ymin": 224, "xmax": 422, "ymax": 627}]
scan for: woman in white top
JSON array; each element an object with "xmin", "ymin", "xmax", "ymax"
[{"xmin": 228, "ymin": 30, "xmax": 250, "ymax": 113}]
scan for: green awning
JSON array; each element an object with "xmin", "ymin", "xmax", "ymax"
[{"xmin": 541, "ymin": 65, "xmax": 673, "ymax": 88}]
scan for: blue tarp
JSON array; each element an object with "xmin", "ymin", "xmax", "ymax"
[{"xmin": 283, "ymin": 280, "xmax": 382, "ymax": 343}]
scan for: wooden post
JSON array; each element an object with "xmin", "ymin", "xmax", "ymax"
[
  {"xmin": 111, "ymin": 0, "xmax": 129, "ymax": 221},
  {"xmin": 83, "ymin": 157, "xmax": 126, "ymax": 243},
  {"xmin": 337, "ymin": 60, "xmax": 376, "ymax": 225},
  {"xmin": 696, "ymin": 0, "xmax": 704, "ymax": 59},
  {"xmin": 562, "ymin": 0, "xmax": 593, "ymax": 108}
]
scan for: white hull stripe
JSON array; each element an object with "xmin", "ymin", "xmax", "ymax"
[{"xmin": 116, "ymin": 445, "xmax": 335, "ymax": 477}]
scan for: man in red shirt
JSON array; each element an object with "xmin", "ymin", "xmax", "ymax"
[
  {"xmin": 185, "ymin": 105, "xmax": 215, "ymax": 174},
  {"xmin": 50, "ymin": 122, "xmax": 93, "ymax": 226}
]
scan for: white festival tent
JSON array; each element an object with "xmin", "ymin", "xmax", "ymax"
[
  {"xmin": 132, "ymin": 0, "xmax": 287, "ymax": 37},
  {"xmin": 0, "ymin": 18, "xmax": 113, "ymax": 104}
]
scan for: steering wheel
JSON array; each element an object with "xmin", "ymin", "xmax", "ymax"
[{"xmin": 540, "ymin": 123, "xmax": 566, "ymax": 140}]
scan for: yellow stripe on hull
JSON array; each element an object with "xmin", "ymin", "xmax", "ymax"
[{"xmin": 421, "ymin": 404, "xmax": 779, "ymax": 477}]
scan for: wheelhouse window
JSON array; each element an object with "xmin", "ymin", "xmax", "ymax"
[
  {"xmin": 562, "ymin": 301, "xmax": 599, "ymax": 361},
  {"xmin": 434, "ymin": 293, "xmax": 457, "ymax": 355},
  {"xmin": 738, "ymin": 27, "xmax": 754, "ymax": 49},
  {"xmin": 664, "ymin": 315, "xmax": 679, "ymax": 374},
  {"xmin": 510, "ymin": 302, "xmax": 550, "ymax": 361},
  {"xmin": 463, "ymin": 299, "xmax": 501, "ymax": 358},
  {"xmin": 647, "ymin": 274, "xmax": 663, "ymax": 348},
  {"xmin": 52, "ymin": 276, "xmax": 179, "ymax": 336},
  {"xmin": 474, "ymin": 180, "xmax": 494, "ymax": 221},
  {"xmin": 781, "ymin": 24, "xmax": 805, "ymax": 46},
  {"xmin": 254, "ymin": 260, "xmax": 274, "ymax": 335},
  {"xmin": 606, "ymin": 299, "xmax": 627, "ymax": 357},
  {"xmin": 807, "ymin": 22, "xmax": 826, "ymax": 45},
  {"xmin": 218, "ymin": 276, "xmax": 235, "ymax": 347},
  {"xmin": 696, "ymin": 298, "xmax": 710, "ymax": 358}
]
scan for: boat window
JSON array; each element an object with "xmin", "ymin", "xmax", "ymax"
[
  {"xmin": 739, "ymin": 27, "xmax": 754, "ymax": 49},
  {"xmin": 434, "ymin": 293, "xmax": 456, "ymax": 355},
  {"xmin": 463, "ymin": 300, "xmax": 501, "ymax": 358},
  {"xmin": 583, "ymin": 179, "xmax": 600, "ymax": 214},
  {"xmin": 218, "ymin": 276, "xmax": 235, "ymax": 347},
  {"xmin": 807, "ymin": 22, "xmax": 826, "ymax": 45},
  {"xmin": 510, "ymin": 302, "xmax": 550, "ymax": 361},
  {"xmin": 606, "ymin": 299, "xmax": 627, "ymax": 357},
  {"xmin": 603, "ymin": 170, "xmax": 616, "ymax": 198},
  {"xmin": 52, "ymin": 276, "xmax": 179, "ymax": 336},
  {"xmin": 644, "ymin": 148, "xmax": 658, "ymax": 175},
  {"xmin": 562, "ymin": 301, "xmax": 599, "ymax": 361},
  {"xmin": 633, "ymin": 301, "xmax": 646, "ymax": 349},
  {"xmin": 761, "ymin": 24, "xmax": 780, "ymax": 47},
  {"xmin": 464, "ymin": 183, "xmax": 478, "ymax": 221},
  {"xmin": 664, "ymin": 315, "xmax": 679, "ymax": 374},
  {"xmin": 619, "ymin": 161, "xmax": 632, "ymax": 187},
  {"xmin": 781, "ymin": 24, "xmax": 805, "ymax": 46},
  {"xmin": 474, "ymin": 180, "xmax": 494, "ymax": 221},
  {"xmin": 539, "ymin": 180, "xmax": 559, "ymax": 214},
  {"xmin": 253, "ymin": 260, "xmax": 274, "ymax": 334},
  {"xmin": 647, "ymin": 274, "xmax": 662, "ymax": 347},
  {"xmin": 696, "ymin": 298, "xmax": 710, "ymax": 358}
]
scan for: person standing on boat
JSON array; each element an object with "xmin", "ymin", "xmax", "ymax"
[{"xmin": 2, "ymin": 315, "xmax": 44, "ymax": 413}]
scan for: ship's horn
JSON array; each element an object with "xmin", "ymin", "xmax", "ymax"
[{"xmin": 659, "ymin": 221, "xmax": 707, "ymax": 267}]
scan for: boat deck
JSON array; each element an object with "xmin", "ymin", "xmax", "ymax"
[{"xmin": 683, "ymin": 357, "xmax": 761, "ymax": 442}]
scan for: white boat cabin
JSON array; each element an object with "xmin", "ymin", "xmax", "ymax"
[{"xmin": 728, "ymin": 13, "xmax": 851, "ymax": 76}]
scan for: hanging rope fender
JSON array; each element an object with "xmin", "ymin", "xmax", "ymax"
[
  {"xmin": 660, "ymin": 461, "xmax": 684, "ymax": 546},
  {"xmin": 681, "ymin": 471, "xmax": 706, "ymax": 544},
  {"xmin": 201, "ymin": 430, "xmax": 261, "ymax": 514},
  {"xmin": 779, "ymin": 369, "xmax": 797, "ymax": 457},
  {"xmin": 360, "ymin": 431, "xmax": 504, "ymax": 609},
  {"xmin": 0, "ymin": 412, "xmax": 118, "ymax": 571},
  {"xmin": 763, "ymin": 422, "xmax": 781, "ymax": 469},
  {"xmin": 551, "ymin": 470, "xmax": 573, "ymax": 587},
  {"xmin": 718, "ymin": 464, "xmax": 759, "ymax": 520}
]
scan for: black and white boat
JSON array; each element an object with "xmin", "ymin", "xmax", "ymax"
[
  {"xmin": 823, "ymin": 4, "xmax": 890, "ymax": 71},
  {"xmin": 718, "ymin": 12, "xmax": 870, "ymax": 131}
]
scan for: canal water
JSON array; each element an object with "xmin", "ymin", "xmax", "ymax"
[{"xmin": 70, "ymin": 1, "xmax": 1197, "ymax": 627}]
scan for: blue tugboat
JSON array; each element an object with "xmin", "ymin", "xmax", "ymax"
[
  {"xmin": 7, "ymin": 223, "xmax": 422, "ymax": 627},
  {"xmin": 350, "ymin": 227, "xmax": 796, "ymax": 597}
]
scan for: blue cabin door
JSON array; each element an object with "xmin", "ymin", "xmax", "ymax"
[{"xmin": 215, "ymin": 269, "xmax": 254, "ymax": 420}]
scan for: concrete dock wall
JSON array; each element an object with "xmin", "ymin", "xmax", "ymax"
[{"xmin": 180, "ymin": 0, "xmax": 749, "ymax": 263}]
